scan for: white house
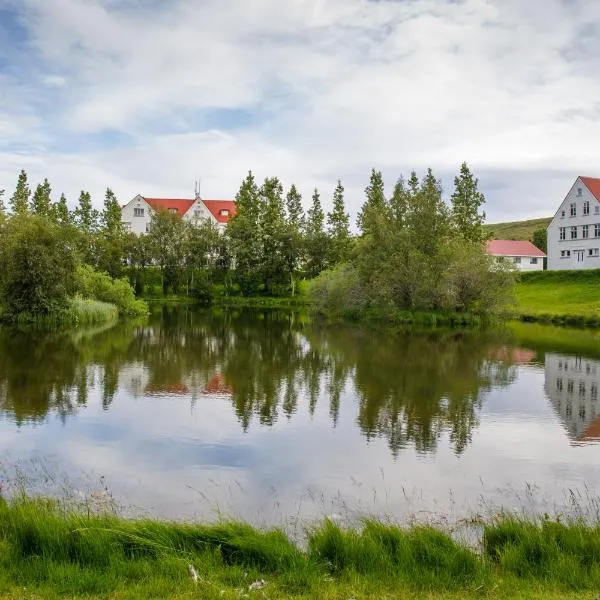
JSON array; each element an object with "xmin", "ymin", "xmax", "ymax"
[
  {"xmin": 547, "ymin": 176, "xmax": 600, "ymax": 270},
  {"xmin": 485, "ymin": 240, "xmax": 546, "ymax": 271},
  {"xmin": 121, "ymin": 194, "xmax": 236, "ymax": 234}
]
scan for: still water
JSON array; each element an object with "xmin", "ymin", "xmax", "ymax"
[{"xmin": 1, "ymin": 305, "xmax": 600, "ymax": 525}]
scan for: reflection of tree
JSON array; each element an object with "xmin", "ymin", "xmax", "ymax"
[{"xmin": 0, "ymin": 306, "xmax": 523, "ymax": 457}]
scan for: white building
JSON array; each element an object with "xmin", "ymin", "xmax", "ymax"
[
  {"xmin": 121, "ymin": 195, "xmax": 236, "ymax": 234},
  {"xmin": 547, "ymin": 176, "xmax": 600, "ymax": 270},
  {"xmin": 485, "ymin": 240, "xmax": 546, "ymax": 271}
]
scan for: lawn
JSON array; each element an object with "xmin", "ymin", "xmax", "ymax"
[
  {"xmin": 3, "ymin": 497, "xmax": 600, "ymax": 598},
  {"xmin": 514, "ymin": 270, "xmax": 600, "ymax": 325}
]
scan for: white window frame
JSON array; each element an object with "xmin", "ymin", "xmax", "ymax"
[
  {"xmin": 583, "ymin": 224, "xmax": 589, "ymax": 239},
  {"xmin": 134, "ymin": 207, "xmax": 145, "ymax": 217},
  {"xmin": 570, "ymin": 202, "xmax": 577, "ymax": 216},
  {"xmin": 584, "ymin": 201, "xmax": 590, "ymax": 216},
  {"xmin": 559, "ymin": 227, "xmax": 566, "ymax": 240},
  {"xmin": 571, "ymin": 226, "xmax": 578, "ymax": 239}
]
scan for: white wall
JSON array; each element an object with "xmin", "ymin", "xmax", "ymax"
[
  {"xmin": 494, "ymin": 255, "xmax": 544, "ymax": 271},
  {"xmin": 121, "ymin": 194, "xmax": 153, "ymax": 235},
  {"xmin": 547, "ymin": 178, "xmax": 600, "ymax": 270},
  {"xmin": 182, "ymin": 199, "xmax": 214, "ymax": 225}
]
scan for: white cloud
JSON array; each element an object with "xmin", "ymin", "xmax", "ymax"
[{"xmin": 1, "ymin": 0, "xmax": 600, "ymax": 221}]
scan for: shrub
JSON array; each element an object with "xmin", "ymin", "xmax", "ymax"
[
  {"xmin": 0, "ymin": 215, "xmax": 77, "ymax": 317},
  {"xmin": 75, "ymin": 265, "xmax": 148, "ymax": 317},
  {"xmin": 309, "ymin": 264, "xmax": 368, "ymax": 315}
]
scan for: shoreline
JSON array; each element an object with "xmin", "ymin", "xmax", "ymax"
[{"xmin": 0, "ymin": 496, "xmax": 599, "ymax": 599}]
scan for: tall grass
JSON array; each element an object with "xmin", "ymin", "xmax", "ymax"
[{"xmin": 2, "ymin": 497, "xmax": 600, "ymax": 597}]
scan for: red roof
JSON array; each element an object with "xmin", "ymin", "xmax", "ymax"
[
  {"xmin": 580, "ymin": 176, "xmax": 600, "ymax": 202},
  {"xmin": 202, "ymin": 200, "xmax": 237, "ymax": 224},
  {"xmin": 142, "ymin": 197, "xmax": 236, "ymax": 222},
  {"xmin": 144, "ymin": 198, "xmax": 195, "ymax": 217},
  {"xmin": 486, "ymin": 240, "xmax": 546, "ymax": 257}
]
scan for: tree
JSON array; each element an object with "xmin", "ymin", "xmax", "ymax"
[
  {"xmin": 259, "ymin": 176, "xmax": 288, "ymax": 294},
  {"xmin": 0, "ymin": 189, "xmax": 5, "ymax": 219},
  {"xmin": 283, "ymin": 184, "xmax": 305, "ymax": 295},
  {"xmin": 31, "ymin": 178, "xmax": 52, "ymax": 217},
  {"xmin": 450, "ymin": 162, "xmax": 487, "ymax": 244},
  {"xmin": 227, "ymin": 171, "xmax": 263, "ymax": 295},
  {"xmin": 327, "ymin": 180, "xmax": 352, "ymax": 265},
  {"xmin": 0, "ymin": 215, "xmax": 77, "ymax": 316},
  {"xmin": 10, "ymin": 170, "xmax": 31, "ymax": 215},
  {"xmin": 357, "ymin": 168, "xmax": 387, "ymax": 235},
  {"xmin": 305, "ymin": 188, "xmax": 329, "ymax": 278},
  {"xmin": 51, "ymin": 193, "xmax": 73, "ymax": 227},
  {"xmin": 531, "ymin": 228, "xmax": 547, "ymax": 254},
  {"xmin": 74, "ymin": 191, "xmax": 99, "ymax": 265},
  {"xmin": 98, "ymin": 188, "xmax": 126, "ymax": 278},
  {"xmin": 147, "ymin": 209, "xmax": 187, "ymax": 295},
  {"xmin": 285, "ymin": 184, "xmax": 304, "ymax": 230}
]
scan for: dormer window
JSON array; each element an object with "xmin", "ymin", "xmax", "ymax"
[
  {"xmin": 168, "ymin": 208, "xmax": 177, "ymax": 214},
  {"xmin": 220, "ymin": 209, "xmax": 229, "ymax": 216}
]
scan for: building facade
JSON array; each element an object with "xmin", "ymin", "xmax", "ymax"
[
  {"xmin": 485, "ymin": 240, "xmax": 546, "ymax": 271},
  {"xmin": 121, "ymin": 195, "xmax": 236, "ymax": 234},
  {"xmin": 547, "ymin": 176, "xmax": 600, "ymax": 270}
]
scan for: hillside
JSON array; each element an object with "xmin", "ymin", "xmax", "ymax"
[{"xmin": 483, "ymin": 217, "xmax": 552, "ymax": 240}]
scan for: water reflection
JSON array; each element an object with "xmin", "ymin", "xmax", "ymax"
[
  {"xmin": 0, "ymin": 306, "xmax": 533, "ymax": 458},
  {"xmin": 545, "ymin": 353, "xmax": 600, "ymax": 444}
]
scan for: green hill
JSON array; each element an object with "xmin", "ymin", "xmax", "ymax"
[{"xmin": 483, "ymin": 217, "xmax": 552, "ymax": 241}]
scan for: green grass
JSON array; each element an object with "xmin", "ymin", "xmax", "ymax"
[
  {"xmin": 484, "ymin": 217, "xmax": 551, "ymax": 241},
  {"xmin": 2, "ymin": 498, "xmax": 600, "ymax": 598},
  {"xmin": 514, "ymin": 270, "xmax": 600, "ymax": 326}
]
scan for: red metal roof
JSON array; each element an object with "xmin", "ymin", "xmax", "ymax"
[
  {"xmin": 580, "ymin": 176, "xmax": 600, "ymax": 202},
  {"xmin": 486, "ymin": 240, "xmax": 546, "ymax": 257},
  {"xmin": 202, "ymin": 200, "xmax": 237, "ymax": 223},
  {"xmin": 142, "ymin": 197, "xmax": 236, "ymax": 222},
  {"xmin": 144, "ymin": 198, "xmax": 195, "ymax": 217}
]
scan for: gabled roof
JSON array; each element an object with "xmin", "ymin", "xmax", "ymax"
[
  {"xmin": 579, "ymin": 176, "xmax": 600, "ymax": 202},
  {"xmin": 144, "ymin": 198, "xmax": 195, "ymax": 217},
  {"xmin": 486, "ymin": 240, "xmax": 546, "ymax": 257},
  {"xmin": 202, "ymin": 200, "xmax": 237, "ymax": 223}
]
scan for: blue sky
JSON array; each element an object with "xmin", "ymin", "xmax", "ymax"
[{"xmin": 1, "ymin": 0, "xmax": 600, "ymax": 223}]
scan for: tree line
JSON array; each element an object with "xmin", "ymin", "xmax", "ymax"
[{"xmin": 0, "ymin": 162, "xmax": 514, "ymax": 314}]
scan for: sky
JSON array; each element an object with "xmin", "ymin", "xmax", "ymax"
[{"xmin": 1, "ymin": 0, "xmax": 600, "ymax": 224}]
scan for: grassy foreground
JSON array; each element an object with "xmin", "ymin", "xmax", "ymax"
[
  {"xmin": 2, "ymin": 498, "xmax": 600, "ymax": 598},
  {"xmin": 515, "ymin": 270, "xmax": 600, "ymax": 326}
]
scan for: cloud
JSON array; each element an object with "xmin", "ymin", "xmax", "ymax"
[{"xmin": 1, "ymin": 0, "xmax": 600, "ymax": 222}]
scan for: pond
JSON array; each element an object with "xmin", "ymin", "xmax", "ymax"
[{"xmin": 1, "ymin": 305, "xmax": 600, "ymax": 526}]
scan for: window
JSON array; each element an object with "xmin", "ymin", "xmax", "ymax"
[
  {"xmin": 168, "ymin": 208, "xmax": 177, "ymax": 214},
  {"xmin": 577, "ymin": 187, "xmax": 583, "ymax": 197},
  {"xmin": 220, "ymin": 209, "xmax": 229, "ymax": 216},
  {"xmin": 592, "ymin": 383, "xmax": 598, "ymax": 401},
  {"xmin": 571, "ymin": 226, "xmax": 578, "ymax": 239},
  {"xmin": 560, "ymin": 250, "xmax": 571, "ymax": 258},
  {"xmin": 589, "ymin": 248, "xmax": 600, "ymax": 257},
  {"xmin": 557, "ymin": 377, "xmax": 563, "ymax": 392},
  {"xmin": 580, "ymin": 381, "xmax": 586, "ymax": 397},
  {"xmin": 530, "ymin": 258, "xmax": 538, "ymax": 264},
  {"xmin": 146, "ymin": 223, "xmax": 151, "ymax": 233},
  {"xmin": 561, "ymin": 209, "xmax": 566, "ymax": 218},
  {"xmin": 584, "ymin": 201, "xmax": 590, "ymax": 215},
  {"xmin": 583, "ymin": 225, "xmax": 589, "ymax": 239},
  {"xmin": 514, "ymin": 257, "xmax": 521, "ymax": 264},
  {"xmin": 570, "ymin": 202, "xmax": 577, "ymax": 216},
  {"xmin": 123, "ymin": 222, "xmax": 131, "ymax": 231},
  {"xmin": 134, "ymin": 207, "xmax": 144, "ymax": 217},
  {"xmin": 194, "ymin": 209, "xmax": 203, "ymax": 218},
  {"xmin": 596, "ymin": 224, "xmax": 600, "ymax": 238},
  {"xmin": 596, "ymin": 206, "xmax": 600, "ymax": 215},
  {"xmin": 560, "ymin": 227, "xmax": 566, "ymax": 240},
  {"xmin": 567, "ymin": 379, "xmax": 574, "ymax": 394}
]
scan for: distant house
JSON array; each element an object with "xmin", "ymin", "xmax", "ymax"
[
  {"xmin": 547, "ymin": 176, "xmax": 600, "ymax": 270},
  {"xmin": 485, "ymin": 240, "xmax": 546, "ymax": 271},
  {"xmin": 121, "ymin": 194, "xmax": 236, "ymax": 234}
]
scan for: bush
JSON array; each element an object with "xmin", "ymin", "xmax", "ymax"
[
  {"xmin": 0, "ymin": 215, "xmax": 77, "ymax": 318},
  {"xmin": 75, "ymin": 265, "xmax": 148, "ymax": 317},
  {"xmin": 309, "ymin": 264, "xmax": 368, "ymax": 315},
  {"xmin": 190, "ymin": 271, "xmax": 213, "ymax": 306}
]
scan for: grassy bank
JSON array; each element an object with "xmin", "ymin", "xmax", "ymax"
[
  {"xmin": 1, "ymin": 498, "xmax": 600, "ymax": 598},
  {"xmin": 514, "ymin": 270, "xmax": 600, "ymax": 326},
  {"xmin": 484, "ymin": 217, "xmax": 551, "ymax": 240}
]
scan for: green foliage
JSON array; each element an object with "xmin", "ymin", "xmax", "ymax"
[
  {"xmin": 75, "ymin": 264, "xmax": 148, "ymax": 316},
  {"xmin": 484, "ymin": 217, "xmax": 552, "ymax": 241},
  {"xmin": 316, "ymin": 166, "xmax": 516, "ymax": 318},
  {"xmin": 97, "ymin": 188, "xmax": 126, "ymax": 278},
  {"xmin": 9, "ymin": 169, "xmax": 31, "ymax": 215},
  {"xmin": 51, "ymin": 193, "xmax": 73, "ymax": 226},
  {"xmin": 0, "ymin": 215, "xmax": 77, "ymax": 318},
  {"xmin": 30, "ymin": 178, "xmax": 52, "ymax": 217},
  {"xmin": 531, "ymin": 227, "xmax": 547, "ymax": 254},
  {"xmin": 327, "ymin": 180, "xmax": 352, "ymax": 264},
  {"xmin": 450, "ymin": 162, "xmax": 487, "ymax": 243},
  {"xmin": 304, "ymin": 188, "xmax": 329, "ymax": 278}
]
